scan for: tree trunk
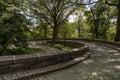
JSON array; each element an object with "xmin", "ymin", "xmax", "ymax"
[
  {"xmin": 1, "ymin": 34, "xmax": 8, "ymax": 53},
  {"xmin": 77, "ymin": 19, "xmax": 81, "ymax": 38},
  {"xmin": 52, "ymin": 26, "xmax": 58, "ymax": 45},
  {"xmin": 115, "ymin": 4, "xmax": 120, "ymax": 42},
  {"xmin": 95, "ymin": 22, "xmax": 99, "ymax": 39},
  {"xmin": 44, "ymin": 27, "xmax": 47, "ymax": 39},
  {"xmin": 78, "ymin": 26, "xmax": 81, "ymax": 38}
]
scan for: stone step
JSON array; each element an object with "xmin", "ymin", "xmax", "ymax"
[{"xmin": 0, "ymin": 52, "xmax": 92, "ymax": 80}]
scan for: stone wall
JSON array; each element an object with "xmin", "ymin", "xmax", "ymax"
[
  {"xmin": 30, "ymin": 38, "xmax": 120, "ymax": 48},
  {"xmin": 79, "ymin": 39, "xmax": 120, "ymax": 48},
  {"xmin": 0, "ymin": 40, "xmax": 89, "ymax": 74}
]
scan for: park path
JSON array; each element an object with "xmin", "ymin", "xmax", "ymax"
[{"xmin": 30, "ymin": 42, "xmax": 120, "ymax": 80}]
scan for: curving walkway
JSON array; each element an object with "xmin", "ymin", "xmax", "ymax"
[{"xmin": 30, "ymin": 42, "xmax": 120, "ymax": 80}]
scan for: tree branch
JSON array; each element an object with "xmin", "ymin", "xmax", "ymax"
[
  {"xmin": 76, "ymin": 0, "xmax": 101, "ymax": 5},
  {"xmin": 105, "ymin": 0, "xmax": 118, "ymax": 6},
  {"xmin": 58, "ymin": 7, "xmax": 77, "ymax": 26}
]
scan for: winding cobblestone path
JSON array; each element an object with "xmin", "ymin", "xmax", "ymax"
[{"xmin": 30, "ymin": 42, "xmax": 120, "ymax": 80}]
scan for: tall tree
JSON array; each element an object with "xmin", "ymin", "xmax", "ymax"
[
  {"xmin": 30, "ymin": 0, "xmax": 80, "ymax": 44},
  {"xmin": 85, "ymin": 2, "xmax": 111, "ymax": 39},
  {"xmin": 105, "ymin": 0, "xmax": 120, "ymax": 41},
  {"xmin": 38, "ymin": 18, "xmax": 48, "ymax": 38}
]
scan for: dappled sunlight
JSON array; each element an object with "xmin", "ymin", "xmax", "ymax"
[
  {"xmin": 114, "ymin": 65, "xmax": 120, "ymax": 69},
  {"xmin": 104, "ymin": 58, "xmax": 120, "ymax": 64},
  {"xmin": 99, "ymin": 76, "xmax": 104, "ymax": 80},
  {"xmin": 107, "ymin": 58, "xmax": 116, "ymax": 62},
  {"xmin": 73, "ymin": 48, "xmax": 79, "ymax": 51},
  {"xmin": 114, "ymin": 53, "xmax": 120, "ymax": 56},
  {"xmin": 107, "ymin": 50, "xmax": 119, "ymax": 53},
  {"xmin": 28, "ymin": 41, "xmax": 37, "ymax": 46},
  {"xmin": 93, "ymin": 48, "xmax": 104, "ymax": 51},
  {"xmin": 31, "ymin": 43, "xmax": 120, "ymax": 80},
  {"xmin": 83, "ymin": 59, "xmax": 93, "ymax": 64},
  {"xmin": 102, "ymin": 69, "xmax": 111, "ymax": 72},
  {"xmin": 28, "ymin": 41, "xmax": 46, "ymax": 46},
  {"xmin": 74, "ymin": 57, "xmax": 82, "ymax": 62},
  {"xmin": 92, "ymin": 53, "xmax": 102, "ymax": 57},
  {"xmin": 105, "ymin": 61, "xmax": 120, "ymax": 67},
  {"xmin": 92, "ymin": 72, "xmax": 98, "ymax": 76}
]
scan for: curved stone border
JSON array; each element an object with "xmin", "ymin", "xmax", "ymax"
[
  {"xmin": 30, "ymin": 38, "xmax": 120, "ymax": 50},
  {"xmin": 79, "ymin": 39, "xmax": 120, "ymax": 51},
  {"xmin": 0, "ymin": 40, "xmax": 89, "ymax": 74},
  {"xmin": 12, "ymin": 52, "xmax": 92, "ymax": 80},
  {"xmin": 30, "ymin": 38, "xmax": 120, "ymax": 46},
  {"xmin": 41, "ymin": 38, "xmax": 120, "ymax": 50}
]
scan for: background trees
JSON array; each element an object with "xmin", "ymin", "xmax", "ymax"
[
  {"xmin": 27, "ymin": 0, "xmax": 119, "ymax": 42},
  {"xmin": 0, "ymin": 0, "xmax": 30, "ymax": 53},
  {"xmin": 105, "ymin": 0, "xmax": 120, "ymax": 41},
  {"xmin": 85, "ymin": 2, "xmax": 111, "ymax": 39},
  {"xmin": 30, "ymin": 0, "xmax": 81, "ymax": 43},
  {"xmin": 0, "ymin": 0, "xmax": 120, "ymax": 54}
]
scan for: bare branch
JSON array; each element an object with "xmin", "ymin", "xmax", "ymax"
[{"xmin": 39, "ymin": 13, "xmax": 54, "ymax": 28}]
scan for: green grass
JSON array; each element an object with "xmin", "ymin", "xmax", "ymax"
[
  {"xmin": 0, "ymin": 48, "xmax": 45, "ymax": 56},
  {"xmin": 52, "ymin": 44, "xmax": 71, "ymax": 51}
]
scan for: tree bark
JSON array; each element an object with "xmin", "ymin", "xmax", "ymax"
[
  {"xmin": 77, "ymin": 20, "xmax": 81, "ymax": 38},
  {"xmin": 43, "ymin": 27, "xmax": 47, "ymax": 39},
  {"xmin": 52, "ymin": 26, "xmax": 58, "ymax": 45},
  {"xmin": 78, "ymin": 25, "xmax": 81, "ymax": 38},
  {"xmin": 95, "ymin": 21, "xmax": 99, "ymax": 39}
]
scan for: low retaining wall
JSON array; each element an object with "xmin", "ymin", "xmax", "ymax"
[
  {"xmin": 30, "ymin": 38, "xmax": 120, "ymax": 48},
  {"xmin": 0, "ymin": 40, "xmax": 89, "ymax": 74},
  {"xmin": 46, "ymin": 40, "xmax": 85, "ymax": 48},
  {"xmin": 80, "ymin": 39, "xmax": 120, "ymax": 48}
]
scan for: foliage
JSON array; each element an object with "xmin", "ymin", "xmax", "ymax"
[
  {"xmin": 52, "ymin": 44, "xmax": 71, "ymax": 51},
  {"xmin": 104, "ymin": 0, "xmax": 120, "ymax": 41},
  {"xmin": 0, "ymin": 0, "xmax": 30, "ymax": 53},
  {"xmin": 29, "ymin": 0, "xmax": 81, "ymax": 43},
  {"xmin": 58, "ymin": 21, "xmax": 78, "ymax": 38},
  {"xmin": 27, "ymin": 0, "xmax": 119, "ymax": 41},
  {"xmin": 0, "ymin": 48, "xmax": 45, "ymax": 56},
  {"xmin": 85, "ymin": 2, "xmax": 113, "ymax": 39},
  {"xmin": 0, "ymin": 0, "xmax": 120, "ymax": 56}
]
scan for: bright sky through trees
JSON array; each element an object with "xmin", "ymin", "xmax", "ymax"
[{"xmin": 69, "ymin": 15, "xmax": 76, "ymax": 22}]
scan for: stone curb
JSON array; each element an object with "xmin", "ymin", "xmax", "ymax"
[
  {"xmin": 95, "ymin": 43, "xmax": 120, "ymax": 52},
  {"xmin": 0, "ymin": 40, "xmax": 88, "ymax": 74},
  {"xmin": 13, "ymin": 52, "xmax": 92, "ymax": 80}
]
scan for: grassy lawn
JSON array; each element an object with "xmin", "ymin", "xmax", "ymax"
[
  {"xmin": 52, "ymin": 44, "xmax": 72, "ymax": 51},
  {"xmin": 0, "ymin": 48, "xmax": 45, "ymax": 56}
]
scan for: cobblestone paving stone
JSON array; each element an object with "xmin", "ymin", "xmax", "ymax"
[{"xmin": 30, "ymin": 43, "xmax": 120, "ymax": 80}]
